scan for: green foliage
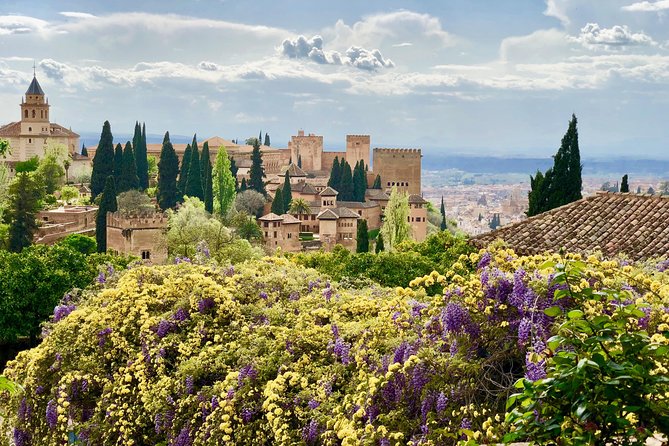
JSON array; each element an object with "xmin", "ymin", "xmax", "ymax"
[
  {"xmin": 7, "ymin": 172, "xmax": 43, "ymax": 252},
  {"xmin": 372, "ymin": 174, "xmax": 382, "ymax": 189},
  {"xmin": 91, "ymin": 121, "xmax": 115, "ymax": 200},
  {"xmin": 289, "ymin": 198, "xmax": 311, "ymax": 215},
  {"xmin": 264, "ymin": 132, "xmax": 270, "ymax": 147},
  {"xmin": 505, "ymin": 259, "xmax": 669, "ymax": 445},
  {"xmin": 177, "ymin": 144, "xmax": 192, "ymax": 201},
  {"xmin": 248, "ymin": 139, "xmax": 266, "ymax": 195},
  {"xmin": 375, "ymin": 232, "xmax": 384, "ymax": 253},
  {"xmin": 235, "ymin": 189, "xmax": 265, "ymax": 218},
  {"xmin": 96, "ymin": 176, "xmax": 118, "ymax": 253},
  {"xmin": 213, "ymin": 147, "xmax": 236, "ymax": 217},
  {"xmin": 282, "ymin": 171, "xmax": 292, "ymax": 212},
  {"xmin": 489, "ymin": 213, "xmax": 501, "ymax": 230},
  {"xmin": 352, "ymin": 160, "xmax": 367, "ymax": 202},
  {"xmin": 229, "ymin": 212, "xmax": 263, "ymax": 242},
  {"xmin": 356, "ymin": 219, "xmax": 369, "ymax": 253},
  {"xmin": 201, "ymin": 141, "xmax": 214, "ymax": 213},
  {"xmin": 328, "ymin": 156, "xmax": 341, "ymax": 191},
  {"xmin": 338, "ymin": 161, "xmax": 354, "ymax": 201},
  {"xmin": 36, "ymin": 154, "xmax": 65, "ymax": 194},
  {"xmin": 113, "ymin": 143, "xmax": 123, "ymax": 185},
  {"xmin": 0, "ymin": 138, "xmax": 10, "ymax": 158},
  {"xmin": 0, "ymin": 375, "xmax": 20, "ymax": 394},
  {"xmin": 147, "ymin": 155, "xmax": 158, "ymax": 181},
  {"xmin": 116, "ymin": 190, "xmax": 154, "ymax": 216},
  {"xmin": 59, "ymin": 185, "xmax": 79, "ymax": 204},
  {"xmin": 271, "ymin": 188, "xmax": 284, "ymax": 215},
  {"xmin": 59, "ymin": 233, "xmax": 97, "ymax": 255},
  {"xmin": 157, "ymin": 132, "xmax": 180, "ymax": 210},
  {"xmin": 118, "ymin": 142, "xmax": 139, "ymax": 193},
  {"xmin": 14, "ymin": 156, "xmax": 39, "ymax": 173},
  {"xmin": 81, "ymin": 144, "xmax": 88, "ymax": 157},
  {"xmin": 380, "ymin": 187, "xmax": 411, "ymax": 251},
  {"xmin": 185, "ymin": 136, "xmax": 204, "ymax": 200},
  {"xmin": 229, "ymin": 157, "xmax": 239, "ymax": 190},
  {"xmin": 621, "ymin": 174, "xmax": 630, "ymax": 193},
  {"xmin": 136, "ymin": 122, "xmax": 149, "ymax": 190}
]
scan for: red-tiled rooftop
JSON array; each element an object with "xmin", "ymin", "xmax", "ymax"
[{"xmin": 471, "ymin": 192, "xmax": 669, "ymax": 260}]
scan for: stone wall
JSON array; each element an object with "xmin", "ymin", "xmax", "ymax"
[
  {"xmin": 372, "ymin": 148, "xmax": 422, "ymax": 195},
  {"xmin": 289, "ymin": 131, "xmax": 323, "ymax": 172},
  {"xmin": 345, "ymin": 135, "xmax": 370, "ymax": 169}
]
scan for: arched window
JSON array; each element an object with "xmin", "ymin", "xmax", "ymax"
[
  {"xmin": 41, "ymin": 110, "xmax": 43, "ymax": 118},
  {"xmin": 32, "ymin": 110, "xmax": 36, "ymax": 118},
  {"xmin": 24, "ymin": 110, "xmax": 28, "ymax": 118},
  {"xmin": 28, "ymin": 127, "xmax": 32, "ymax": 132}
]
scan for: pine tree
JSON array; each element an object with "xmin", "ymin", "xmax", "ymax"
[
  {"xmin": 118, "ymin": 142, "xmax": 139, "ymax": 192},
  {"xmin": 213, "ymin": 147, "xmax": 236, "ymax": 216},
  {"xmin": 81, "ymin": 144, "xmax": 88, "ymax": 157},
  {"xmin": 356, "ymin": 219, "xmax": 369, "ymax": 253},
  {"xmin": 96, "ymin": 176, "xmax": 118, "ymax": 253},
  {"xmin": 248, "ymin": 139, "xmax": 266, "ymax": 195},
  {"xmin": 328, "ymin": 156, "xmax": 341, "ymax": 190},
  {"xmin": 380, "ymin": 188, "xmax": 411, "ymax": 251},
  {"xmin": 113, "ymin": 143, "xmax": 123, "ymax": 186},
  {"xmin": 157, "ymin": 131, "xmax": 180, "ymax": 210},
  {"xmin": 375, "ymin": 232, "xmax": 384, "ymax": 253},
  {"xmin": 264, "ymin": 133, "xmax": 270, "ymax": 147},
  {"xmin": 178, "ymin": 144, "xmax": 192, "ymax": 200},
  {"xmin": 282, "ymin": 171, "xmax": 292, "ymax": 212},
  {"xmin": 7, "ymin": 172, "xmax": 43, "ymax": 252},
  {"xmin": 338, "ymin": 161, "xmax": 354, "ymax": 201},
  {"xmin": 201, "ymin": 141, "xmax": 213, "ymax": 213},
  {"xmin": 271, "ymin": 189, "xmax": 284, "ymax": 215},
  {"xmin": 240, "ymin": 177, "xmax": 248, "ymax": 191},
  {"xmin": 621, "ymin": 174, "xmax": 629, "ymax": 193},
  {"xmin": 185, "ymin": 135, "xmax": 204, "ymax": 200},
  {"xmin": 90, "ymin": 121, "xmax": 115, "ymax": 200},
  {"xmin": 372, "ymin": 174, "xmax": 382, "ymax": 189},
  {"xmin": 136, "ymin": 122, "xmax": 149, "ymax": 190}
]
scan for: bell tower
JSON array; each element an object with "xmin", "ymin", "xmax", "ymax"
[{"xmin": 20, "ymin": 67, "xmax": 50, "ymax": 136}]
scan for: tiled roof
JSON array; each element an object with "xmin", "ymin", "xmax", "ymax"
[
  {"xmin": 366, "ymin": 189, "xmax": 389, "ymax": 200},
  {"xmin": 258, "ymin": 212, "xmax": 284, "ymax": 222},
  {"xmin": 283, "ymin": 163, "xmax": 307, "ymax": 177},
  {"xmin": 408, "ymin": 194, "xmax": 427, "ymax": 204},
  {"xmin": 331, "ymin": 207, "xmax": 361, "ymax": 219},
  {"xmin": 0, "ymin": 122, "xmax": 20, "ymax": 137},
  {"xmin": 280, "ymin": 214, "xmax": 301, "ymax": 224},
  {"xmin": 26, "ymin": 76, "xmax": 45, "ymax": 95},
  {"xmin": 319, "ymin": 186, "xmax": 338, "ymax": 196},
  {"xmin": 471, "ymin": 192, "xmax": 669, "ymax": 260},
  {"xmin": 317, "ymin": 209, "xmax": 339, "ymax": 220},
  {"xmin": 50, "ymin": 123, "xmax": 79, "ymax": 138},
  {"xmin": 291, "ymin": 182, "xmax": 318, "ymax": 195},
  {"xmin": 337, "ymin": 200, "xmax": 379, "ymax": 209}
]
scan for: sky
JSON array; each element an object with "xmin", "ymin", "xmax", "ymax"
[{"xmin": 1, "ymin": 0, "xmax": 669, "ymax": 157}]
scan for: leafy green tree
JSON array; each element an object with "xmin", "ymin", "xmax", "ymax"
[
  {"xmin": 235, "ymin": 189, "xmax": 265, "ymax": 217},
  {"xmin": 282, "ymin": 171, "xmax": 292, "ymax": 211},
  {"xmin": 116, "ymin": 190, "xmax": 154, "ymax": 216},
  {"xmin": 232, "ymin": 214, "xmax": 263, "ymax": 241},
  {"xmin": 60, "ymin": 185, "xmax": 79, "ymax": 204},
  {"xmin": 7, "ymin": 172, "xmax": 43, "ymax": 252},
  {"xmin": 338, "ymin": 161, "xmax": 354, "ymax": 201},
  {"xmin": 36, "ymin": 154, "xmax": 65, "ymax": 194},
  {"xmin": 248, "ymin": 139, "xmax": 266, "ymax": 195},
  {"xmin": 177, "ymin": 144, "xmax": 192, "ymax": 200},
  {"xmin": 147, "ymin": 155, "xmax": 158, "ymax": 182},
  {"xmin": 114, "ymin": 143, "xmax": 123, "ymax": 185},
  {"xmin": 15, "ymin": 156, "xmax": 39, "ymax": 173},
  {"xmin": 136, "ymin": 122, "xmax": 149, "ymax": 189},
  {"xmin": 201, "ymin": 141, "xmax": 214, "ymax": 213},
  {"xmin": 95, "ymin": 176, "xmax": 118, "ymax": 253},
  {"xmin": 0, "ymin": 139, "xmax": 11, "ymax": 158},
  {"xmin": 118, "ymin": 142, "xmax": 139, "ymax": 192},
  {"xmin": 375, "ymin": 232, "xmax": 384, "ymax": 253},
  {"xmin": 372, "ymin": 174, "xmax": 382, "ymax": 189},
  {"xmin": 264, "ymin": 133, "xmax": 270, "ymax": 147},
  {"xmin": 380, "ymin": 187, "xmax": 411, "ymax": 251},
  {"xmin": 328, "ymin": 156, "xmax": 341, "ymax": 191},
  {"xmin": 271, "ymin": 189, "xmax": 284, "ymax": 215},
  {"xmin": 259, "ymin": 130, "xmax": 263, "ymax": 145},
  {"xmin": 59, "ymin": 233, "xmax": 96, "ymax": 255},
  {"xmin": 289, "ymin": 198, "xmax": 311, "ymax": 216},
  {"xmin": 356, "ymin": 219, "xmax": 369, "ymax": 253},
  {"xmin": 489, "ymin": 213, "xmax": 501, "ymax": 230},
  {"xmin": 90, "ymin": 121, "xmax": 114, "ymax": 200},
  {"xmin": 81, "ymin": 144, "xmax": 88, "ymax": 157},
  {"xmin": 213, "ymin": 147, "xmax": 236, "ymax": 217},
  {"xmin": 621, "ymin": 174, "xmax": 629, "ymax": 193},
  {"xmin": 157, "ymin": 132, "xmax": 180, "ymax": 210},
  {"xmin": 185, "ymin": 135, "xmax": 204, "ymax": 200}
]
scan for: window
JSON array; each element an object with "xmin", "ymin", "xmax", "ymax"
[
  {"xmin": 273, "ymin": 231, "xmax": 277, "ymax": 238},
  {"xmin": 141, "ymin": 250, "xmax": 151, "ymax": 260},
  {"xmin": 24, "ymin": 110, "xmax": 28, "ymax": 118},
  {"xmin": 32, "ymin": 110, "xmax": 36, "ymax": 118},
  {"xmin": 287, "ymin": 233, "xmax": 292, "ymax": 239},
  {"xmin": 264, "ymin": 231, "xmax": 268, "ymax": 237},
  {"xmin": 28, "ymin": 138, "xmax": 32, "ymax": 143},
  {"xmin": 263, "ymin": 222, "xmax": 269, "ymax": 227},
  {"xmin": 28, "ymin": 127, "xmax": 32, "ymax": 132}
]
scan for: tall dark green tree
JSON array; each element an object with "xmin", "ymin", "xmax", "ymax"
[
  {"xmin": 185, "ymin": 135, "xmax": 204, "ymax": 200},
  {"xmin": 338, "ymin": 161, "xmax": 354, "ymax": 201},
  {"xmin": 440, "ymin": 196, "xmax": 447, "ymax": 231},
  {"xmin": 157, "ymin": 132, "xmax": 180, "ymax": 210},
  {"xmin": 372, "ymin": 174, "xmax": 382, "ymax": 189},
  {"xmin": 259, "ymin": 130, "xmax": 263, "ymax": 145},
  {"xmin": 113, "ymin": 143, "xmax": 123, "ymax": 186},
  {"xmin": 375, "ymin": 232, "xmax": 384, "ymax": 253},
  {"xmin": 248, "ymin": 139, "xmax": 266, "ymax": 195},
  {"xmin": 177, "ymin": 144, "xmax": 192, "ymax": 200},
  {"xmin": 264, "ymin": 133, "xmax": 270, "ymax": 147},
  {"xmin": 135, "ymin": 122, "xmax": 149, "ymax": 190},
  {"xmin": 240, "ymin": 177, "xmax": 248, "ymax": 191},
  {"xmin": 297, "ymin": 154, "xmax": 302, "ymax": 169},
  {"xmin": 7, "ymin": 172, "xmax": 43, "ymax": 252},
  {"xmin": 96, "ymin": 176, "xmax": 118, "ymax": 253},
  {"xmin": 527, "ymin": 169, "xmax": 552, "ymax": 217},
  {"xmin": 621, "ymin": 174, "xmax": 629, "ymax": 193},
  {"xmin": 132, "ymin": 122, "xmax": 141, "ymax": 155},
  {"xmin": 352, "ymin": 160, "xmax": 367, "ymax": 202},
  {"xmin": 328, "ymin": 156, "xmax": 341, "ymax": 191},
  {"xmin": 282, "ymin": 171, "xmax": 292, "ymax": 212},
  {"xmin": 271, "ymin": 188, "xmax": 284, "ymax": 215},
  {"xmin": 118, "ymin": 142, "xmax": 139, "ymax": 192},
  {"xmin": 229, "ymin": 157, "xmax": 239, "ymax": 190},
  {"xmin": 356, "ymin": 219, "xmax": 369, "ymax": 253},
  {"xmin": 81, "ymin": 144, "xmax": 88, "ymax": 157},
  {"xmin": 90, "ymin": 121, "xmax": 115, "ymax": 200},
  {"xmin": 200, "ymin": 141, "xmax": 213, "ymax": 213}
]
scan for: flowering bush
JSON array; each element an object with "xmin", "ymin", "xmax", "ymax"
[{"xmin": 0, "ymin": 247, "xmax": 667, "ymax": 445}]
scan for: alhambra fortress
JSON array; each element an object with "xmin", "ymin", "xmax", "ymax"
[{"xmin": 0, "ymin": 75, "xmax": 427, "ymax": 259}]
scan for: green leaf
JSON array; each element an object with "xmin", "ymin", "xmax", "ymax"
[
  {"xmin": 544, "ymin": 306, "xmax": 562, "ymax": 317},
  {"xmin": 567, "ymin": 309, "xmax": 584, "ymax": 319}
]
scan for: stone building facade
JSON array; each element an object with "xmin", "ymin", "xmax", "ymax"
[
  {"xmin": 35, "ymin": 205, "xmax": 97, "ymax": 244},
  {"xmin": 107, "ymin": 212, "xmax": 167, "ymax": 264},
  {"xmin": 372, "ymin": 148, "xmax": 422, "ymax": 195},
  {"xmin": 288, "ymin": 130, "xmax": 324, "ymax": 172},
  {"xmin": 346, "ymin": 135, "xmax": 370, "ymax": 169},
  {"xmin": 258, "ymin": 213, "xmax": 301, "ymax": 252},
  {"xmin": 408, "ymin": 194, "xmax": 428, "ymax": 242}
]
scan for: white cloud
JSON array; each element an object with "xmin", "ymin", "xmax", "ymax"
[
  {"xmin": 572, "ymin": 23, "xmax": 656, "ymax": 49},
  {"xmin": 622, "ymin": 0, "xmax": 669, "ymax": 11},
  {"xmin": 198, "ymin": 61, "xmax": 220, "ymax": 71},
  {"xmin": 543, "ymin": 0, "xmax": 570, "ymax": 26},
  {"xmin": 392, "ymin": 42, "xmax": 413, "ymax": 47},
  {"xmin": 499, "ymin": 29, "xmax": 571, "ymax": 63},
  {"xmin": 0, "ymin": 15, "xmax": 48, "ymax": 35},
  {"xmin": 59, "ymin": 12, "xmax": 98, "ymax": 20}
]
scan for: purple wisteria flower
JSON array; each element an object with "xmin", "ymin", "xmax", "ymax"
[
  {"xmin": 307, "ymin": 398, "xmax": 320, "ymax": 409},
  {"xmin": 172, "ymin": 425, "xmax": 192, "ymax": 446},
  {"xmin": 13, "ymin": 429, "xmax": 31, "ymax": 446},
  {"xmin": 436, "ymin": 391, "xmax": 448, "ymax": 413},
  {"xmin": 333, "ymin": 337, "xmax": 351, "ymax": 365},
  {"xmin": 197, "ymin": 297, "xmax": 215, "ymax": 314},
  {"xmin": 442, "ymin": 302, "xmax": 471, "ymax": 334},
  {"xmin": 156, "ymin": 320, "xmax": 175, "ymax": 338},
  {"xmin": 461, "ymin": 418, "xmax": 472, "ymax": 429},
  {"xmin": 97, "ymin": 328, "xmax": 112, "ymax": 347},
  {"xmin": 518, "ymin": 318, "xmax": 532, "ymax": 346},
  {"xmin": 302, "ymin": 419, "xmax": 320, "ymax": 445},
  {"xmin": 96, "ymin": 272, "xmax": 106, "ymax": 284},
  {"xmin": 173, "ymin": 308, "xmax": 190, "ymax": 322},
  {"xmin": 241, "ymin": 408, "xmax": 254, "ymax": 423},
  {"xmin": 46, "ymin": 399, "xmax": 58, "ymax": 429},
  {"xmin": 238, "ymin": 364, "xmax": 258, "ymax": 385},
  {"xmin": 478, "ymin": 251, "xmax": 492, "ymax": 269},
  {"xmin": 185, "ymin": 375, "xmax": 195, "ymax": 395},
  {"xmin": 322, "ymin": 285, "xmax": 333, "ymax": 302},
  {"xmin": 53, "ymin": 304, "xmax": 76, "ymax": 322}
]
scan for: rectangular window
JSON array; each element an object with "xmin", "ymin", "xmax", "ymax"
[
  {"xmin": 141, "ymin": 250, "xmax": 151, "ymax": 260},
  {"xmin": 274, "ymin": 231, "xmax": 277, "ymax": 238},
  {"xmin": 288, "ymin": 233, "xmax": 292, "ymax": 239}
]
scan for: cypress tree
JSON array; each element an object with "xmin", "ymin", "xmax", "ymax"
[
  {"xmin": 621, "ymin": 174, "xmax": 629, "ymax": 193},
  {"xmin": 96, "ymin": 176, "xmax": 118, "ymax": 253},
  {"xmin": 440, "ymin": 196, "xmax": 446, "ymax": 218},
  {"xmin": 136, "ymin": 122, "xmax": 149, "ymax": 190},
  {"xmin": 259, "ymin": 130, "xmax": 262, "ymax": 145},
  {"xmin": 271, "ymin": 189, "xmax": 284, "ymax": 215},
  {"xmin": 229, "ymin": 157, "xmax": 239, "ymax": 190},
  {"xmin": 338, "ymin": 161, "xmax": 354, "ymax": 201},
  {"xmin": 185, "ymin": 135, "xmax": 204, "ymax": 200},
  {"xmin": 297, "ymin": 154, "xmax": 302, "ymax": 168},
  {"xmin": 113, "ymin": 143, "xmax": 123, "ymax": 186},
  {"xmin": 178, "ymin": 144, "xmax": 192, "ymax": 199},
  {"xmin": 132, "ymin": 122, "xmax": 141, "ymax": 154},
  {"xmin": 375, "ymin": 232, "xmax": 384, "ymax": 253},
  {"xmin": 264, "ymin": 133, "xmax": 270, "ymax": 147},
  {"xmin": 157, "ymin": 131, "xmax": 179, "ymax": 210},
  {"xmin": 636, "ymin": 186, "xmax": 642, "ymax": 194},
  {"xmin": 352, "ymin": 160, "xmax": 366, "ymax": 202},
  {"xmin": 118, "ymin": 141, "xmax": 139, "ymax": 192},
  {"xmin": 282, "ymin": 171, "xmax": 292, "ymax": 212},
  {"xmin": 7, "ymin": 172, "xmax": 43, "ymax": 252},
  {"xmin": 81, "ymin": 144, "xmax": 88, "ymax": 157},
  {"xmin": 356, "ymin": 219, "xmax": 369, "ymax": 253},
  {"xmin": 440, "ymin": 214, "xmax": 447, "ymax": 231},
  {"xmin": 90, "ymin": 121, "xmax": 115, "ymax": 200},
  {"xmin": 372, "ymin": 174, "xmax": 382, "ymax": 189},
  {"xmin": 240, "ymin": 177, "xmax": 248, "ymax": 191},
  {"xmin": 328, "ymin": 156, "xmax": 341, "ymax": 190},
  {"xmin": 248, "ymin": 139, "xmax": 266, "ymax": 195},
  {"xmin": 201, "ymin": 141, "xmax": 213, "ymax": 213}
]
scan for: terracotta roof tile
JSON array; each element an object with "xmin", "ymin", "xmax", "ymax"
[{"xmin": 0, "ymin": 122, "xmax": 20, "ymax": 137}]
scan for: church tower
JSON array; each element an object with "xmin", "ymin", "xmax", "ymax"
[{"xmin": 20, "ymin": 74, "xmax": 51, "ymax": 137}]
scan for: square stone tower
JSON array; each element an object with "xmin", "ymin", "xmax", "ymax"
[
  {"xmin": 372, "ymin": 148, "xmax": 422, "ymax": 195},
  {"xmin": 288, "ymin": 130, "xmax": 323, "ymax": 172},
  {"xmin": 345, "ymin": 135, "xmax": 370, "ymax": 169}
]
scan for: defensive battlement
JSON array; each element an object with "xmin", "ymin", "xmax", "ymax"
[
  {"xmin": 346, "ymin": 134, "xmax": 370, "ymax": 139},
  {"xmin": 107, "ymin": 211, "xmax": 168, "ymax": 229},
  {"xmin": 373, "ymin": 148, "xmax": 422, "ymax": 155}
]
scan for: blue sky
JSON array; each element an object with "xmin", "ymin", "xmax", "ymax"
[{"xmin": 1, "ymin": 0, "xmax": 669, "ymax": 157}]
